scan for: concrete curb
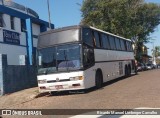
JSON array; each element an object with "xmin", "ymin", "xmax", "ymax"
[
  {"xmin": 0, "ymin": 87, "xmax": 49, "ymax": 109},
  {"xmin": 34, "ymin": 92, "xmax": 50, "ymax": 98}
]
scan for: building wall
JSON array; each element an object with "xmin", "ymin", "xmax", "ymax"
[
  {"xmin": 3, "ymin": 14, "xmax": 10, "ymax": 29},
  {"xmin": 32, "ymin": 23, "xmax": 40, "ymax": 47},
  {"xmin": 0, "ymin": 0, "xmax": 53, "ymax": 95},
  {"xmin": 0, "ymin": 14, "xmax": 28, "ymax": 65},
  {"xmin": 14, "ymin": 17, "xmax": 21, "ymax": 32},
  {"xmin": 0, "ymin": 44, "xmax": 26, "ymax": 65},
  {"xmin": 32, "ymin": 23, "xmax": 40, "ymax": 35},
  {"xmin": 0, "ymin": 2, "xmax": 53, "ymax": 65},
  {"xmin": 33, "ymin": 38, "xmax": 38, "ymax": 47},
  {"xmin": 0, "ymin": 15, "xmax": 48, "ymax": 65}
]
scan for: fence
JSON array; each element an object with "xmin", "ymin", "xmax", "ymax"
[{"xmin": 0, "ymin": 54, "xmax": 37, "ymax": 96}]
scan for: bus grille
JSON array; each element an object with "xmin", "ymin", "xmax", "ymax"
[{"xmin": 47, "ymin": 79, "xmax": 70, "ymax": 83}]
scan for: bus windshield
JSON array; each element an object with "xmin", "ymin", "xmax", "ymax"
[{"xmin": 38, "ymin": 44, "xmax": 82, "ymax": 75}]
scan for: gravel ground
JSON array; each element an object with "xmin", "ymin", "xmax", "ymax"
[{"xmin": 2, "ymin": 69, "xmax": 160, "ymax": 118}]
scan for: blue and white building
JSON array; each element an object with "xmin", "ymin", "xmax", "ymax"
[{"xmin": 0, "ymin": 0, "xmax": 54, "ymax": 65}]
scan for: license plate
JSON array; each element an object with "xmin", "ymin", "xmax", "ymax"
[{"xmin": 55, "ymin": 85, "xmax": 63, "ymax": 89}]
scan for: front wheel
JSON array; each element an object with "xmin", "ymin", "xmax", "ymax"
[{"xmin": 95, "ymin": 71, "xmax": 103, "ymax": 89}]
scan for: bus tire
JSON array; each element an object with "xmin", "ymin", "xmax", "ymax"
[
  {"xmin": 125, "ymin": 66, "xmax": 128, "ymax": 77},
  {"xmin": 95, "ymin": 70, "xmax": 103, "ymax": 89},
  {"xmin": 135, "ymin": 67, "xmax": 138, "ymax": 75},
  {"xmin": 128, "ymin": 65, "xmax": 131, "ymax": 76}
]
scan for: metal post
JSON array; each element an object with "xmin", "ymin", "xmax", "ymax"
[{"xmin": 47, "ymin": 0, "xmax": 51, "ymax": 29}]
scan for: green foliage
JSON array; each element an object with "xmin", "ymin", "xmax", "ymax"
[
  {"xmin": 81, "ymin": 0, "xmax": 160, "ymax": 43},
  {"xmin": 155, "ymin": 46, "xmax": 160, "ymax": 57}
]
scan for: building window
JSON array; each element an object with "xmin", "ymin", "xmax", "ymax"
[
  {"xmin": 0, "ymin": 13, "xmax": 4, "ymax": 27},
  {"xmin": 21, "ymin": 19, "xmax": 26, "ymax": 32},
  {"xmin": 10, "ymin": 16, "xmax": 15, "ymax": 30}
]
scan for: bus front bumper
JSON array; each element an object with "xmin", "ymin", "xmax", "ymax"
[{"xmin": 38, "ymin": 80, "xmax": 85, "ymax": 93}]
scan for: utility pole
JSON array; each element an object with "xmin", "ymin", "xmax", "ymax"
[{"xmin": 47, "ymin": 0, "xmax": 51, "ymax": 29}]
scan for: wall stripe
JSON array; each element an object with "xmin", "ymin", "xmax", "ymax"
[{"xmin": 26, "ymin": 18, "xmax": 33, "ymax": 65}]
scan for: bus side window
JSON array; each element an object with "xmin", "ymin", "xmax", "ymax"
[
  {"xmin": 82, "ymin": 28, "xmax": 93, "ymax": 47},
  {"xmin": 83, "ymin": 46, "xmax": 94, "ymax": 67},
  {"xmin": 109, "ymin": 35, "xmax": 116, "ymax": 50},
  {"xmin": 100, "ymin": 33, "xmax": 110, "ymax": 50},
  {"xmin": 129, "ymin": 42, "xmax": 133, "ymax": 51},
  {"xmin": 124, "ymin": 41, "xmax": 128, "ymax": 51},
  {"xmin": 93, "ymin": 31, "xmax": 101, "ymax": 48},
  {"xmin": 120, "ymin": 39, "xmax": 126, "ymax": 51},
  {"xmin": 115, "ymin": 37, "xmax": 121, "ymax": 50},
  {"xmin": 101, "ymin": 33, "xmax": 107, "ymax": 49},
  {"xmin": 126, "ymin": 41, "xmax": 131, "ymax": 51}
]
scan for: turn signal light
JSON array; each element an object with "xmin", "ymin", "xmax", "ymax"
[{"xmin": 69, "ymin": 76, "xmax": 83, "ymax": 81}]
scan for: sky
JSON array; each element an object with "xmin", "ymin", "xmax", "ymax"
[
  {"xmin": 145, "ymin": 0, "xmax": 160, "ymax": 55},
  {"xmin": 12, "ymin": 0, "xmax": 160, "ymax": 55},
  {"xmin": 13, "ymin": 0, "xmax": 83, "ymax": 27}
]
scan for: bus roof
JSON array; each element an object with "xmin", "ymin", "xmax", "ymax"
[
  {"xmin": 38, "ymin": 25, "xmax": 131, "ymax": 48},
  {"xmin": 89, "ymin": 26, "xmax": 131, "ymax": 41},
  {"xmin": 39, "ymin": 25, "xmax": 81, "ymax": 36},
  {"xmin": 39, "ymin": 25, "xmax": 131, "ymax": 42}
]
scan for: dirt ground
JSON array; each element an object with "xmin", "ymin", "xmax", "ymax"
[{"xmin": 1, "ymin": 69, "xmax": 160, "ymax": 118}]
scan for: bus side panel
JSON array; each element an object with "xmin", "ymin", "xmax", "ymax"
[
  {"xmin": 83, "ymin": 66, "xmax": 96, "ymax": 89},
  {"xmin": 94, "ymin": 49, "xmax": 134, "ymax": 82}
]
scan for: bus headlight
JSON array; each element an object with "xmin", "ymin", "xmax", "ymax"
[
  {"xmin": 38, "ymin": 79, "xmax": 47, "ymax": 84},
  {"xmin": 69, "ymin": 76, "xmax": 83, "ymax": 81}
]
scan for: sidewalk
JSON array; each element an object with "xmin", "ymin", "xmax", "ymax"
[{"xmin": 0, "ymin": 87, "xmax": 46, "ymax": 109}]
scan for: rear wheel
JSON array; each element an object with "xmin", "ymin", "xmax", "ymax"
[
  {"xmin": 125, "ymin": 66, "xmax": 128, "ymax": 77},
  {"xmin": 128, "ymin": 65, "xmax": 131, "ymax": 76},
  {"xmin": 95, "ymin": 70, "xmax": 103, "ymax": 89}
]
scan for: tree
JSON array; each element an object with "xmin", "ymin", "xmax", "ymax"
[
  {"xmin": 81, "ymin": 0, "xmax": 160, "ymax": 61},
  {"xmin": 81, "ymin": 0, "xmax": 160, "ymax": 41},
  {"xmin": 155, "ymin": 46, "xmax": 160, "ymax": 57}
]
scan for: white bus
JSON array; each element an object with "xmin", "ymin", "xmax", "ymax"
[{"xmin": 37, "ymin": 25, "xmax": 136, "ymax": 93}]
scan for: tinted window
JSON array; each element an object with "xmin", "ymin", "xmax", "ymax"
[
  {"xmin": 38, "ymin": 44, "xmax": 81, "ymax": 74},
  {"xmin": 0, "ymin": 13, "xmax": 3, "ymax": 27},
  {"xmin": 83, "ymin": 46, "xmax": 95, "ymax": 68},
  {"xmin": 129, "ymin": 42, "xmax": 133, "ymax": 51},
  {"xmin": 120, "ymin": 39, "xmax": 126, "ymax": 51},
  {"xmin": 93, "ymin": 31, "xmax": 101, "ymax": 48},
  {"xmin": 125, "ymin": 41, "xmax": 128, "ymax": 51},
  {"xmin": 10, "ymin": 16, "xmax": 14, "ymax": 30},
  {"xmin": 109, "ymin": 35, "xmax": 116, "ymax": 50},
  {"xmin": 82, "ymin": 28, "xmax": 93, "ymax": 46},
  {"xmin": 39, "ymin": 47, "xmax": 56, "ymax": 68},
  {"xmin": 57, "ymin": 45, "xmax": 81, "ymax": 71},
  {"xmin": 101, "ymin": 33, "xmax": 107, "ymax": 49},
  {"xmin": 106, "ymin": 35, "xmax": 110, "ymax": 49},
  {"xmin": 21, "ymin": 19, "xmax": 26, "ymax": 32},
  {"xmin": 126, "ymin": 41, "xmax": 132, "ymax": 51},
  {"xmin": 115, "ymin": 37, "xmax": 121, "ymax": 50},
  {"xmin": 100, "ymin": 33, "xmax": 110, "ymax": 49}
]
